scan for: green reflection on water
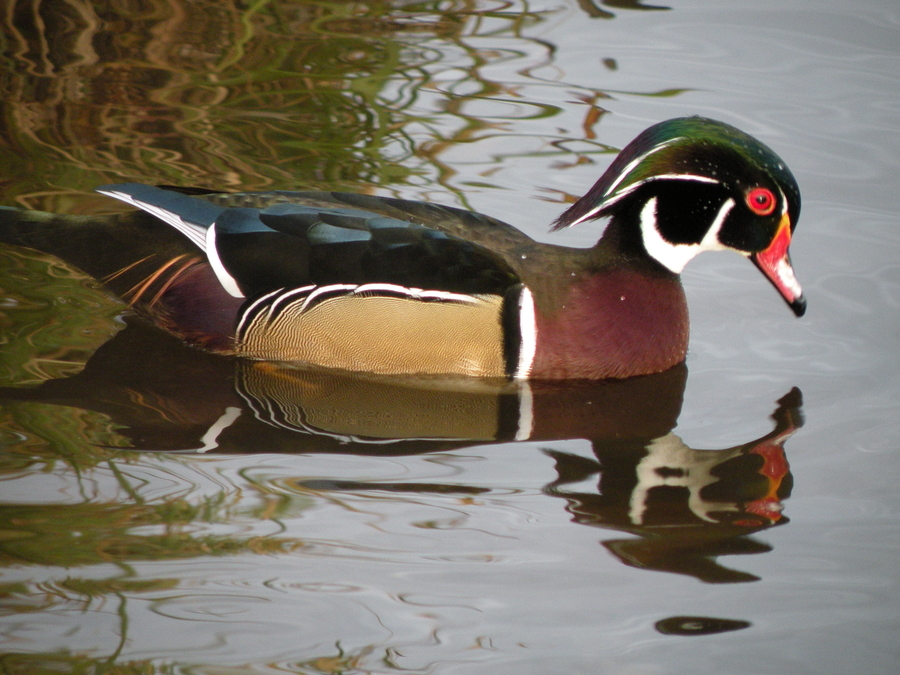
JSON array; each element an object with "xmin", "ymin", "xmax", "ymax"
[
  {"xmin": 0, "ymin": 0, "xmax": 555, "ymax": 209},
  {"xmin": 0, "ymin": 0, "xmax": 692, "ymax": 458},
  {"xmin": 0, "ymin": 647, "xmax": 378, "ymax": 675},
  {"xmin": 0, "ymin": 0, "xmax": 675, "ymax": 215},
  {"xmin": 0, "ymin": 496, "xmax": 311, "ymax": 568},
  {"xmin": 0, "ymin": 247, "xmax": 125, "ymax": 387}
]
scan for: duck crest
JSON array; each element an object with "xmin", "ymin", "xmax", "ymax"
[{"xmin": 552, "ymin": 116, "xmax": 801, "ymax": 233}]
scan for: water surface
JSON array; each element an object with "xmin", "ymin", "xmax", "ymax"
[{"xmin": 1, "ymin": 1, "xmax": 899, "ymax": 673}]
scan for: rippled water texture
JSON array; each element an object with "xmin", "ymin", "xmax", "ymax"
[{"xmin": 1, "ymin": 1, "xmax": 899, "ymax": 673}]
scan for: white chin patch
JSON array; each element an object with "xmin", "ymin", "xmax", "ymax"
[{"xmin": 640, "ymin": 196, "xmax": 735, "ymax": 274}]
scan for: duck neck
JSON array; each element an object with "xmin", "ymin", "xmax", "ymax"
[{"xmin": 528, "ymin": 217, "xmax": 690, "ymax": 379}]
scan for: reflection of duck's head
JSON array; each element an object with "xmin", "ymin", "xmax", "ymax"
[
  {"xmin": 66, "ymin": 117, "xmax": 805, "ymax": 380},
  {"xmin": 544, "ymin": 388, "xmax": 803, "ymax": 583}
]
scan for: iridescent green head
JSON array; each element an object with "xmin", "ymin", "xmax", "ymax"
[{"xmin": 553, "ymin": 117, "xmax": 805, "ymax": 316}]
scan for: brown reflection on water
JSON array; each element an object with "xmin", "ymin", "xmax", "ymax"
[
  {"xmin": 0, "ymin": 246, "xmax": 804, "ymax": 667},
  {"xmin": 0, "ymin": 0, "xmax": 586, "ymax": 213},
  {"xmin": 0, "ymin": 288, "xmax": 802, "ymax": 583},
  {"xmin": 0, "ymin": 0, "xmax": 688, "ymax": 216},
  {"xmin": 3, "ymin": 0, "xmax": 458, "ymax": 206},
  {"xmin": 545, "ymin": 389, "xmax": 800, "ymax": 583},
  {"xmin": 576, "ymin": 0, "xmax": 670, "ymax": 20}
]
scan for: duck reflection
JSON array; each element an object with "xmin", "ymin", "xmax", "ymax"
[
  {"xmin": 544, "ymin": 388, "xmax": 800, "ymax": 583},
  {"xmin": 1, "ymin": 316, "xmax": 802, "ymax": 582}
]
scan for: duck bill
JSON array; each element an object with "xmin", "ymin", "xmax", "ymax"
[{"xmin": 751, "ymin": 214, "xmax": 806, "ymax": 317}]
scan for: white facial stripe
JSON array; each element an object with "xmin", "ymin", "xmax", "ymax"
[
  {"xmin": 640, "ymin": 198, "xmax": 681, "ymax": 270},
  {"xmin": 514, "ymin": 286, "xmax": 537, "ymax": 380},
  {"xmin": 641, "ymin": 197, "xmax": 736, "ymax": 274},
  {"xmin": 643, "ymin": 173, "xmax": 720, "ymax": 185},
  {"xmin": 561, "ymin": 140, "xmax": 682, "ymax": 229},
  {"xmin": 206, "ymin": 223, "xmax": 245, "ymax": 298},
  {"xmin": 565, "ymin": 181, "xmax": 644, "ymax": 227},
  {"xmin": 565, "ymin": 204, "xmax": 606, "ymax": 228},
  {"xmin": 564, "ymin": 173, "xmax": 721, "ymax": 229},
  {"xmin": 605, "ymin": 174, "xmax": 721, "ymax": 222},
  {"xmin": 701, "ymin": 197, "xmax": 735, "ymax": 249},
  {"xmin": 603, "ymin": 137, "xmax": 683, "ymax": 197}
]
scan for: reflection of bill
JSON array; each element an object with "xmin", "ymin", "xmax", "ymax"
[{"xmin": 629, "ymin": 422, "xmax": 794, "ymax": 527}]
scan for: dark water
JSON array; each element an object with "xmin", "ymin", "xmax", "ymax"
[{"xmin": 1, "ymin": 0, "xmax": 899, "ymax": 673}]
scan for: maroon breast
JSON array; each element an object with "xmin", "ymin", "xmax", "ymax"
[{"xmin": 530, "ymin": 268, "xmax": 689, "ymax": 380}]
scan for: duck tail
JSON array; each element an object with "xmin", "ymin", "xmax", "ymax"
[
  {"xmin": 0, "ymin": 206, "xmax": 196, "ymax": 287},
  {"xmin": 1, "ymin": 205, "xmax": 241, "ymax": 350}
]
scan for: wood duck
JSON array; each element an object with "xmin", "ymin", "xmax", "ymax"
[{"xmin": 22, "ymin": 116, "xmax": 805, "ymax": 380}]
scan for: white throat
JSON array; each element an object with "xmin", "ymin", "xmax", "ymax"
[{"xmin": 640, "ymin": 196, "xmax": 735, "ymax": 274}]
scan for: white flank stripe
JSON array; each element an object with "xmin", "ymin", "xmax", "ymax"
[
  {"xmin": 351, "ymin": 282, "xmax": 412, "ymax": 296},
  {"xmin": 237, "ymin": 287, "xmax": 304, "ymax": 336},
  {"xmin": 514, "ymin": 380, "xmax": 534, "ymax": 441},
  {"xmin": 205, "ymin": 223, "xmax": 245, "ymax": 298},
  {"xmin": 352, "ymin": 283, "xmax": 479, "ymax": 304},
  {"xmin": 298, "ymin": 284, "xmax": 358, "ymax": 313},
  {"xmin": 241, "ymin": 283, "xmax": 484, "ymax": 337},
  {"xmin": 514, "ymin": 286, "xmax": 537, "ymax": 380},
  {"xmin": 195, "ymin": 406, "xmax": 242, "ymax": 453}
]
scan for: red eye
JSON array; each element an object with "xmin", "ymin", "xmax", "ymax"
[{"xmin": 746, "ymin": 187, "xmax": 776, "ymax": 216}]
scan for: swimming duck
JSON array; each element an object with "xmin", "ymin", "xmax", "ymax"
[{"xmin": 35, "ymin": 116, "xmax": 806, "ymax": 380}]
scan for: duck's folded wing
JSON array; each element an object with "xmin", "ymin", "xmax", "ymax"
[
  {"xmin": 98, "ymin": 185, "xmax": 524, "ymax": 299},
  {"xmin": 240, "ymin": 201, "xmax": 521, "ymax": 296},
  {"xmin": 202, "ymin": 190, "xmax": 536, "ymax": 256}
]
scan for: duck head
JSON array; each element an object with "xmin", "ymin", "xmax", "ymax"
[{"xmin": 553, "ymin": 116, "xmax": 806, "ymax": 316}]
